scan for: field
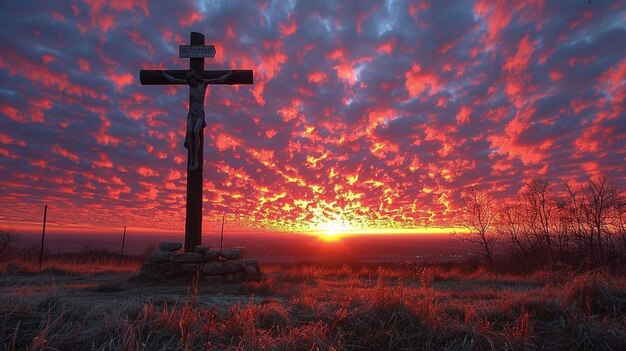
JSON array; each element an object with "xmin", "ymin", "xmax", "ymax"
[{"xmin": 1, "ymin": 256, "xmax": 626, "ymax": 350}]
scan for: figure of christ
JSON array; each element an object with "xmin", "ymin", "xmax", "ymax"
[{"xmin": 160, "ymin": 70, "xmax": 234, "ymax": 170}]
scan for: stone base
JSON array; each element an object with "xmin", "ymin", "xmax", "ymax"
[{"xmin": 138, "ymin": 242, "xmax": 261, "ymax": 282}]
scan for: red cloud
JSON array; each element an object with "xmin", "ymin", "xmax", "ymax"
[
  {"xmin": 279, "ymin": 18, "xmax": 298, "ymax": 37},
  {"xmin": 574, "ymin": 125, "xmax": 610, "ymax": 155},
  {"xmin": 265, "ymin": 129, "xmax": 277, "ymax": 139},
  {"xmin": 596, "ymin": 58, "xmax": 626, "ymax": 121},
  {"xmin": 108, "ymin": 72, "xmax": 134, "ymax": 89},
  {"xmin": 137, "ymin": 166, "xmax": 159, "ymax": 177},
  {"xmin": 215, "ymin": 133, "xmax": 243, "ymax": 152},
  {"xmin": 326, "ymin": 48, "xmax": 372, "ymax": 86},
  {"xmin": 0, "ymin": 50, "xmax": 69, "ymax": 91},
  {"xmin": 52, "ymin": 145, "xmax": 80, "ymax": 163},
  {"xmin": 549, "ymin": 70, "xmax": 563, "ymax": 81},
  {"xmin": 93, "ymin": 151, "xmax": 113, "ymax": 168},
  {"xmin": 28, "ymin": 98, "xmax": 53, "ymax": 123},
  {"xmin": 80, "ymin": 0, "xmax": 149, "ymax": 33},
  {"xmin": 278, "ymin": 100, "xmax": 302, "ymax": 123},
  {"xmin": 377, "ymin": 41, "xmax": 395, "ymax": 55},
  {"xmin": 334, "ymin": 63, "xmax": 357, "ymax": 85},
  {"xmin": 1, "ymin": 105, "xmax": 22, "ymax": 122},
  {"xmin": 405, "ymin": 64, "xmax": 442, "ymax": 98},
  {"xmin": 77, "ymin": 58, "xmax": 91, "ymax": 73},
  {"xmin": 456, "ymin": 106, "xmax": 471, "ymax": 124},
  {"xmin": 0, "ymin": 132, "xmax": 25, "ymax": 146},
  {"xmin": 503, "ymin": 33, "xmax": 534, "ymax": 73},
  {"xmin": 92, "ymin": 115, "xmax": 120, "ymax": 146},
  {"xmin": 0, "ymin": 148, "xmax": 19, "ymax": 159},
  {"xmin": 178, "ymin": 11, "xmax": 204, "ymax": 27},
  {"xmin": 474, "ymin": 1, "xmax": 541, "ymax": 47},
  {"xmin": 308, "ymin": 72, "xmax": 328, "ymax": 84},
  {"xmin": 108, "ymin": 0, "xmax": 149, "ymax": 15}
]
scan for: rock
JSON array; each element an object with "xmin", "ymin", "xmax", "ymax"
[
  {"xmin": 203, "ymin": 275, "xmax": 223, "ymax": 284},
  {"xmin": 234, "ymin": 271, "xmax": 247, "ymax": 281},
  {"xmin": 249, "ymin": 261, "xmax": 261, "ymax": 275},
  {"xmin": 253, "ymin": 262, "xmax": 262, "ymax": 273},
  {"xmin": 202, "ymin": 259, "xmax": 261, "ymax": 279},
  {"xmin": 202, "ymin": 262, "xmax": 229, "ymax": 275},
  {"xmin": 194, "ymin": 245, "xmax": 210, "ymax": 253},
  {"xmin": 203, "ymin": 260, "xmax": 246, "ymax": 275},
  {"xmin": 139, "ymin": 253, "xmax": 260, "ymax": 282},
  {"xmin": 139, "ymin": 262, "xmax": 175, "ymax": 280},
  {"xmin": 244, "ymin": 265, "xmax": 258, "ymax": 275},
  {"xmin": 204, "ymin": 250, "xmax": 221, "ymax": 262},
  {"xmin": 220, "ymin": 272, "xmax": 246, "ymax": 282},
  {"xmin": 222, "ymin": 272, "xmax": 247, "ymax": 282},
  {"xmin": 172, "ymin": 252, "xmax": 203, "ymax": 263},
  {"xmin": 220, "ymin": 249, "xmax": 242, "ymax": 260},
  {"xmin": 242, "ymin": 259, "xmax": 258, "ymax": 266},
  {"xmin": 148, "ymin": 251, "xmax": 174, "ymax": 263},
  {"xmin": 175, "ymin": 263, "xmax": 202, "ymax": 275},
  {"xmin": 244, "ymin": 261, "xmax": 261, "ymax": 281},
  {"xmin": 159, "ymin": 241, "xmax": 182, "ymax": 252},
  {"xmin": 223, "ymin": 260, "xmax": 247, "ymax": 273}
]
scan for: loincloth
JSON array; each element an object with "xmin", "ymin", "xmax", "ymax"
[{"xmin": 187, "ymin": 110, "xmax": 207, "ymax": 128}]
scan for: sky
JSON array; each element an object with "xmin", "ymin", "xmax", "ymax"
[{"xmin": 0, "ymin": 0, "xmax": 625, "ymax": 238}]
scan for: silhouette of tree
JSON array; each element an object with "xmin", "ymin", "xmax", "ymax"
[
  {"xmin": 559, "ymin": 175, "xmax": 624, "ymax": 267},
  {"xmin": 496, "ymin": 202, "xmax": 533, "ymax": 269},
  {"xmin": 521, "ymin": 178, "xmax": 557, "ymax": 267},
  {"xmin": 456, "ymin": 186, "xmax": 498, "ymax": 267}
]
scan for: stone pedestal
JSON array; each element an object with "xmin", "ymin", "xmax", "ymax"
[{"xmin": 139, "ymin": 242, "xmax": 261, "ymax": 282}]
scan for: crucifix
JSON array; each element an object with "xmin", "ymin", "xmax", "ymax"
[{"xmin": 139, "ymin": 32, "xmax": 253, "ymax": 252}]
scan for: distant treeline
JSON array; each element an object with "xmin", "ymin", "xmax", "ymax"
[{"xmin": 457, "ymin": 174, "xmax": 626, "ymax": 273}]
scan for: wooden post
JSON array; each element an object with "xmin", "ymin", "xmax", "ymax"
[
  {"xmin": 39, "ymin": 205, "xmax": 47, "ymax": 269},
  {"xmin": 220, "ymin": 213, "xmax": 225, "ymax": 251},
  {"xmin": 120, "ymin": 225, "xmax": 127, "ymax": 261},
  {"xmin": 184, "ymin": 32, "xmax": 205, "ymax": 252}
]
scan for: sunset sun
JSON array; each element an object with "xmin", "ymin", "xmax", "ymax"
[{"xmin": 315, "ymin": 219, "xmax": 351, "ymax": 241}]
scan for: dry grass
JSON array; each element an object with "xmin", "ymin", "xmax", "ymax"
[
  {"xmin": 0, "ymin": 255, "xmax": 141, "ymax": 275},
  {"xmin": 1, "ymin": 257, "xmax": 625, "ymax": 350}
]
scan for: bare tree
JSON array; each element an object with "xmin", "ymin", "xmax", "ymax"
[
  {"xmin": 558, "ymin": 175, "xmax": 625, "ymax": 268},
  {"xmin": 521, "ymin": 178, "xmax": 556, "ymax": 267},
  {"xmin": 559, "ymin": 182, "xmax": 592, "ymax": 262},
  {"xmin": 0, "ymin": 227, "xmax": 19, "ymax": 256},
  {"xmin": 615, "ymin": 199, "xmax": 626, "ymax": 266},
  {"xmin": 456, "ymin": 186, "xmax": 498, "ymax": 267},
  {"xmin": 582, "ymin": 175, "xmax": 622, "ymax": 266},
  {"xmin": 552, "ymin": 207, "xmax": 573, "ymax": 264},
  {"xmin": 496, "ymin": 202, "xmax": 533, "ymax": 269}
]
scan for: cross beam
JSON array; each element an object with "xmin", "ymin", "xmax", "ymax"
[
  {"xmin": 139, "ymin": 70, "xmax": 253, "ymax": 85},
  {"xmin": 139, "ymin": 32, "xmax": 253, "ymax": 252}
]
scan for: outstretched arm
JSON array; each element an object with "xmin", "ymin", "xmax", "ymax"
[
  {"xmin": 160, "ymin": 71, "xmax": 186, "ymax": 84},
  {"xmin": 202, "ymin": 71, "xmax": 235, "ymax": 85}
]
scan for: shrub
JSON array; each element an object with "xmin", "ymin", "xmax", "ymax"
[{"xmin": 564, "ymin": 268, "xmax": 626, "ymax": 316}]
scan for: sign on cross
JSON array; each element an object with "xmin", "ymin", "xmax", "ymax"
[
  {"xmin": 179, "ymin": 45, "xmax": 216, "ymax": 58},
  {"xmin": 139, "ymin": 32, "xmax": 253, "ymax": 252}
]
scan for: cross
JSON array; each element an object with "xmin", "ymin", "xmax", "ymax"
[{"xmin": 139, "ymin": 32, "xmax": 253, "ymax": 252}]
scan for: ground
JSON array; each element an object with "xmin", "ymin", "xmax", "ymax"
[{"xmin": 1, "ymin": 258, "xmax": 625, "ymax": 350}]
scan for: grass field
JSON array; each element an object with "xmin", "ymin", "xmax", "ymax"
[{"xmin": 1, "ymin": 256, "xmax": 625, "ymax": 350}]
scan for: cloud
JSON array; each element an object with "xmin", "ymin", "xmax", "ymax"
[{"xmin": 0, "ymin": 0, "xmax": 625, "ymax": 234}]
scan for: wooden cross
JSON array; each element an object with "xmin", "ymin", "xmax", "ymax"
[{"xmin": 139, "ymin": 32, "xmax": 253, "ymax": 252}]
